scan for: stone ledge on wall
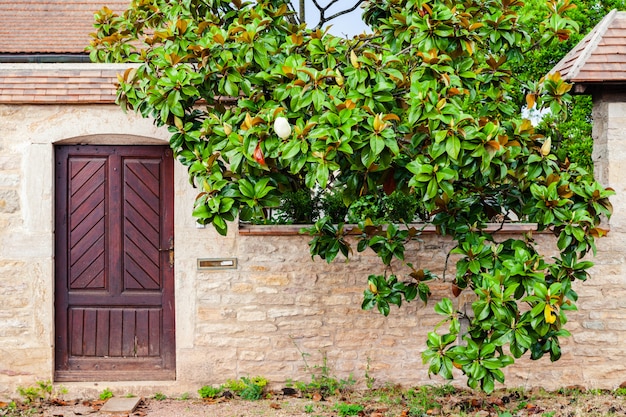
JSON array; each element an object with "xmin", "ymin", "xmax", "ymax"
[{"xmin": 239, "ymin": 222, "xmax": 556, "ymax": 236}]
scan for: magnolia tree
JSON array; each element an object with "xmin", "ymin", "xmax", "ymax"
[{"xmin": 89, "ymin": 0, "xmax": 613, "ymax": 392}]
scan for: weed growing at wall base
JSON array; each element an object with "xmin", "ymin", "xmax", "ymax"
[
  {"xmin": 5, "ymin": 384, "xmax": 626, "ymax": 416},
  {"xmin": 98, "ymin": 388, "xmax": 113, "ymax": 400},
  {"xmin": 290, "ymin": 340, "xmax": 356, "ymax": 398},
  {"xmin": 16, "ymin": 380, "xmax": 66, "ymax": 405},
  {"xmin": 198, "ymin": 385, "xmax": 223, "ymax": 399},
  {"xmin": 199, "ymin": 377, "xmax": 269, "ymax": 401},
  {"xmin": 152, "ymin": 392, "xmax": 167, "ymax": 401}
]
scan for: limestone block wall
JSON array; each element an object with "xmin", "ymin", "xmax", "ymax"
[
  {"xmin": 188, "ymin": 230, "xmax": 558, "ymax": 389},
  {"xmin": 183, "ymin": 226, "xmax": 626, "ymax": 392},
  {"xmin": 0, "ymin": 81, "xmax": 625, "ymax": 399}
]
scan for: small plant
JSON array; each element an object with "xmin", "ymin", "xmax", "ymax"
[
  {"xmin": 56, "ymin": 385, "xmax": 68, "ymax": 397},
  {"xmin": 224, "ymin": 378, "xmax": 247, "ymax": 393},
  {"xmin": 587, "ymin": 388, "xmax": 605, "ymax": 395},
  {"xmin": 382, "ymin": 190, "xmax": 424, "ymax": 223},
  {"xmin": 319, "ymin": 188, "xmax": 349, "ymax": 223},
  {"xmin": 16, "ymin": 386, "xmax": 42, "ymax": 404},
  {"xmin": 239, "ymin": 381, "xmax": 263, "ymax": 401},
  {"xmin": 35, "ymin": 381, "xmax": 53, "ymax": 399},
  {"xmin": 304, "ymin": 404, "xmax": 314, "ymax": 413},
  {"xmin": 99, "ymin": 388, "xmax": 114, "ymax": 400},
  {"xmin": 291, "ymin": 341, "xmax": 356, "ymax": 397},
  {"xmin": 346, "ymin": 194, "xmax": 383, "ymax": 223},
  {"xmin": 153, "ymin": 392, "xmax": 167, "ymax": 401},
  {"xmin": 405, "ymin": 386, "xmax": 442, "ymax": 416},
  {"xmin": 275, "ymin": 189, "xmax": 319, "ymax": 224},
  {"xmin": 334, "ymin": 402, "xmax": 364, "ymax": 416},
  {"xmin": 178, "ymin": 392, "xmax": 190, "ymax": 400},
  {"xmin": 222, "ymin": 376, "xmax": 268, "ymax": 400},
  {"xmin": 367, "ymin": 384, "xmax": 405, "ymax": 406},
  {"xmin": 344, "ymin": 190, "xmax": 425, "ymax": 225},
  {"xmin": 15, "ymin": 380, "xmax": 65, "ymax": 404},
  {"xmin": 198, "ymin": 385, "xmax": 223, "ymax": 399},
  {"xmin": 514, "ymin": 401, "xmax": 529, "ymax": 413},
  {"xmin": 614, "ymin": 387, "xmax": 626, "ymax": 396},
  {"xmin": 364, "ymin": 357, "xmax": 376, "ymax": 390},
  {"xmin": 0, "ymin": 401, "xmax": 37, "ymax": 417},
  {"xmin": 124, "ymin": 393, "xmax": 136, "ymax": 398}
]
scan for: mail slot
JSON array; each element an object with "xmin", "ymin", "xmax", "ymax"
[{"xmin": 197, "ymin": 258, "xmax": 237, "ymax": 270}]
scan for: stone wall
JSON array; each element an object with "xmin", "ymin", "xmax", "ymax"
[{"xmin": 0, "ymin": 67, "xmax": 625, "ymax": 399}]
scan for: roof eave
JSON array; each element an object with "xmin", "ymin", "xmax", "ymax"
[{"xmin": 551, "ymin": 9, "xmax": 618, "ymax": 81}]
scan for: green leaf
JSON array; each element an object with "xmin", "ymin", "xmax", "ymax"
[
  {"xmin": 239, "ymin": 180, "xmax": 255, "ymax": 198},
  {"xmin": 446, "ymin": 136, "xmax": 461, "ymax": 159},
  {"xmin": 426, "ymin": 178, "xmax": 438, "ymax": 200},
  {"xmin": 434, "ymin": 298, "xmax": 454, "ymax": 316},
  {"xmin": 370, "ymin": 135, "xmax": 385, "ymax": 156},
  {"xmin": 281, "ymin": 140, "xmax": 302, "ymax": 160},
  {"xmin": 377, "ymin": 299, "xmax": 390, "ymax": 316}
]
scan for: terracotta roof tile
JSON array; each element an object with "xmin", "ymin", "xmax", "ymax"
[
  {"xmin": 0, "ymin": 63, "xmax": 133, "ymax": 103},
  {"xmin": 552, "ymin": 10, "xmax": 626, "ymax": 83},
  {"xmin": 0, "ymin": 0, "xmax": 130, "ymax": 54}
]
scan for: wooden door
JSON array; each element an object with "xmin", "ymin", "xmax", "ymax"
[{"xmin": 54, "ymin": 145, "xmax": 175, "ymax": 381}]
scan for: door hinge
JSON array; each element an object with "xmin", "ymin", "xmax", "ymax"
[{"xmin": 159, "ymin": 237, "xmax": 174, "ymax": 268}]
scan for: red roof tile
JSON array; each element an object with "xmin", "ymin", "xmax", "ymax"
[
  {"xmin": 552, "ymin": 10, "xmax": 626, "ymax": 83},
  {"xmin": 0, "ymin": 0, "xmax": 130, "ymax": 54}
]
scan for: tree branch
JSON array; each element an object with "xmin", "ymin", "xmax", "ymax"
[
  {"xmin": 322, "ymin": 0, "xmax": 365, "ymax": 20},
  {"xmin": 306, "ymin": 0, "xmax": 366, "ymax": 30}
]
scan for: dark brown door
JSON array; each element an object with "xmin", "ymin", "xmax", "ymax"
[{"xmin": 55, "ymin": 145, "xmax": 175, "ymax": 381}]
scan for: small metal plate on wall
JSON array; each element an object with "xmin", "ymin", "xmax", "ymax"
[{"xmin": 197, "ymin": 258, "xmax": 237, "ymax": 270}]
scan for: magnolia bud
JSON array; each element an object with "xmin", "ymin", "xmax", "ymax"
[{"xmin": 274, "ymin": 116, "xmax": 292, "ymax": 139}]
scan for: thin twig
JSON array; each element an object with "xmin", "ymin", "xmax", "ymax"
[
  {"xmin": 286, "ymin": 1, "xmax": 301, "ymax": 24},
  {"xmin": 442, "ymin": 245, "xmax": 456, "ymax": 283},
  {"xmin": 310, "ymin": 0, "xmax": 366, "ymax": 30}
]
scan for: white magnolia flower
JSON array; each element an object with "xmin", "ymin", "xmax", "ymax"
[{"xmin": 273, "ymin": 116, "xmax": 292, "ymax": 139}]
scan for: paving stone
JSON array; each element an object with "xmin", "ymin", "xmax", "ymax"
[{"xmin": 98, "ymin": 397, "xmax": 141, "ymax": 414}]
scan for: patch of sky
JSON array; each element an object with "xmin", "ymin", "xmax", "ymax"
[
  {"xmin": 292, "ymin": 0, "xmax": 371, "ymax": 37},
  {"xmin": 521, "ymin": 105, "xmax": 551, "ymax": 126}
]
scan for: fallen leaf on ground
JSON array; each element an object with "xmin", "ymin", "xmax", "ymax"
[{"xmin": 525, "ymin": 403, "xmax": 545, "ymax": 414}]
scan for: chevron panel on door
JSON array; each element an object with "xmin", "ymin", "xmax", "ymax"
[
  {"xmin": 68, "ymin": 158, "xmax": 107, "ymax": 290},
  {"xmin": 123, "ymin": 159, "xmax": 161, "ymax": 291}
]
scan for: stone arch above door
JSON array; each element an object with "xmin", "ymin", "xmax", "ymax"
[{"xmin": 53, "ymin": 134, "xmax": 168, "ymax": 146}]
